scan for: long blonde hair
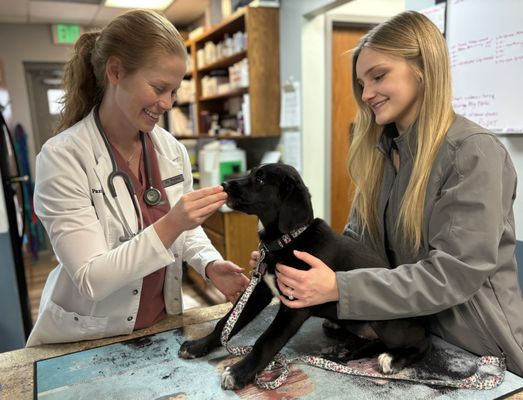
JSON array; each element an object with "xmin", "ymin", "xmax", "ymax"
[
  {"xmin": 56, "ymin": 9, "xmax": 187, "ymax": 133},
  {"xmin": 348, "ymin": 10, "xmax": 455, "ymax": 252}
]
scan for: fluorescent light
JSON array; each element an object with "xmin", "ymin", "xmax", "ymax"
[{"xmin": 104, "ymin": 0, "xmax": 174, "ymax": 10}]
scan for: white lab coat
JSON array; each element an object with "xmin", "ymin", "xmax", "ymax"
[{"xmin": 26, "ymin": 109, "xmax": 222, "ymax": 347}]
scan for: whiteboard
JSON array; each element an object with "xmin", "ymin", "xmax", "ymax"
[{"xmin": 447, "ymin": 0, "xmax": 523, "ymax": 133}]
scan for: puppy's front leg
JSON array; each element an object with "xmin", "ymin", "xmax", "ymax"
[
  {"xmin": 179, "ymin": 281, "xmax": 274, "ymax": 359},
  {"xmin": 221, "ymin": 306, "xmax": 311, "ymax": 390}
]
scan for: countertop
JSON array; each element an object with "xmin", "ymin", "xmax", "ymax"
[
  {"xmin": 0, "ymin": 303, "xmax": 230, "ymax": 400},
  {"xmin": 1, "ymin": 302, "xmax": 522, "ymax": 400}
]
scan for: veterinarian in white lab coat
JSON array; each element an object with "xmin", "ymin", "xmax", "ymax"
[
  {"xmin": 271, "ymin": 11, "xmax": 523, "ymax": 377},
  {"xmin": 27, "ymin": 10, "xmax": 248, "ymax": 347}
]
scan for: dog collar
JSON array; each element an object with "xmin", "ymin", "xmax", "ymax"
[
  {"xmin": 252, "ymin": 225, "xmax": 309, "ymax": 278},
  {"xmin": 261, "ymin": 225, "xmax": 309, "ymax": 253},
  {"xmin": 252, "ymin": 246, "xmax": 268, "ymax": 278}
]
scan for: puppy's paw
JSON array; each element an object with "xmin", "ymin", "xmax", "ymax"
[
  {"xmin": 221, "ymin": 367, "xmax": 239, "ymax": 390},
  {"xmin": 377, "ymin": 352, "xmax": 400, "ymax": 375},
  {"xmin": 322, "ymin": 319, "xmax": 341, "ymax": 330},
  {"xmin": 178, "ymin": 339, "xmax": 209, "ymax": 359},
  {"xmin": 221, "ymin": 365, "xmax": 253, "ymax": 390}
]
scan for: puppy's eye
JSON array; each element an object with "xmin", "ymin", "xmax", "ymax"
[
  {"xmin": 253, "ymin": 169, "xmax": 265, "ymax": 185},
  {"xmin": 254, "ymin": 170, "xmax": 265, "ymax": 185}
]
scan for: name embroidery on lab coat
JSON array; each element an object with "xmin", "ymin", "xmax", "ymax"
[{"xmin": 162, "ymin": 174, "xmax": 184, "ymax": 188}]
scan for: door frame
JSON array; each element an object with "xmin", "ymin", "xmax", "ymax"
[{"xmin": 24, "ymin": 62, "xmax": 64, "ymax": 157}]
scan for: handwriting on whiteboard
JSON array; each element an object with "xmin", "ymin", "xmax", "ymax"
[
  {"xmin": 448, "ymin": 0, "xmax": 523, "ymax": 133},
  {"xmin": 450, "ymin": 31, "xmax": 523, "ymax": 68},
  {"xmin": 453, "ymin": 94, "xmax": 498, "ymax": 129}
]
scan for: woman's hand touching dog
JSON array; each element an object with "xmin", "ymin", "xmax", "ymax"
[{"xmin": 276, "ymin": 250, "xmax": 339, "ymax": 308}]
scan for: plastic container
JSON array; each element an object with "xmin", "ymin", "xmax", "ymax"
[{"xmin": 198, "ymin": 140, "xmax": 246, "ymax": 188}]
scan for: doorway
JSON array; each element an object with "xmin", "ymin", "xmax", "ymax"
[
  {"xmin": 23, "ymin": 62, "xmax": 64, "ymax": 319},
  {"xmin": 330, "ymin": 24, "xmax": 369, "ymax": 233},
  {"xmin": 24, "ymin": 62, "xmax": 64, "ymax": 156}
]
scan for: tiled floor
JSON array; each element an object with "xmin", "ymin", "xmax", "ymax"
[{"xmin": 24, "ymin": 252, "xmax": 212, "ymax": 324}]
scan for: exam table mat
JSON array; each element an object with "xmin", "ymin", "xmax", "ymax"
[{"xmin": 34, "ymin": 305, "xmax": 523, "ymax": 399}]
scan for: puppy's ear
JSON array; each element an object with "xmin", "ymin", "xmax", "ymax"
[{"xmin": 278, "ymin": 175, "xmax": 313, "ymax": 233}]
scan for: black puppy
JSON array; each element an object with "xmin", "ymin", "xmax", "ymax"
[{"xmin": 179, "ymin": 163, "xmax": 431, "ymax": 390}]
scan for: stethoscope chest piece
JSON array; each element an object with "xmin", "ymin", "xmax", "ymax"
[
  {"xmin": 144, "ymin": 187, "xmax": 162, "ymax": 206},
  {"xmin": 140, "ymin": 131, "xmax": 162, "ymax": 206}
]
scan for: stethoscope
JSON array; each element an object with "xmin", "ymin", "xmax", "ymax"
[{"xmin": 94, "ymin": 105, "xmax": 162, "ymax": 242}]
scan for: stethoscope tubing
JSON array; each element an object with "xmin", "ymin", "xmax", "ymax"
[{"xmin": 93, "ymin": 105, "xmax": 163, "ymax": 241}]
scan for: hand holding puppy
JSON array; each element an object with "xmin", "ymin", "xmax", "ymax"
[{"xmin": 276, "ymin": 250, "xmax": 339, "ymax": 308}]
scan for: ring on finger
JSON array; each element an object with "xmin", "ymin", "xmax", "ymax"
[{"xmin": 288, "ymin": 288, "xmax": 295, "ymax": 301}]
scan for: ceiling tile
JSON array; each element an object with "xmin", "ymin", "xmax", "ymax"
[
  {"xmin": 90, "ymin": 6, "xmax": 131, "ymax": 27},
  {"xmin": 0, "ymin": 0, "xmax": 28, "ymax": 23},
  {"xmin": 164, "ymin": 0, "xmax": 208, "ymax": 26},
  {"xmin": 31, "ymin": 0, "xmax": 101, "ymax": 3},
  {"xmin": 0, "ymin": 0, "xmax": 208, "ymax": 26},
  {"xmin": 29, "ymin": 1, "xmax": 99, "ymax": 24}
]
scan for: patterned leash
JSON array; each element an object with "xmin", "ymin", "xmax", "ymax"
[
  {"xmin": 220, "ymin": 246, "xmax": 292, "ymax": 389},
  {"xmin": 219, "ymin": 247, "xmax": 506, "ymax": 390}
]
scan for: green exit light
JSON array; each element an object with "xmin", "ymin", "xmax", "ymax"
[{"xmin": 53, "ymin": 24, "xmax": 81, "ymax": 44}]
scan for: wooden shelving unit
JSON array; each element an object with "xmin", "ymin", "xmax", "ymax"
[
  {"xmin": 199, "ymin": 87, "xmax": 248, "ymax": 102},
  {"xmin": 172, "ymin": 6, "xmax": 280, "ymax": 138},
  {"xmin": 197, "ymin": 50, "xmax": 247, "ymax": 73}
]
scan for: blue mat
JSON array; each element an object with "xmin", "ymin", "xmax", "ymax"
[{"xmin": 34, "ymin": 305, "xmax": 523, "ymax": 399}]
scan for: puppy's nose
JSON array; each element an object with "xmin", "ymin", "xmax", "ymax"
[{"xmin": 221, "ymin": 181, "xmax": 230, "ymax": 191}]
